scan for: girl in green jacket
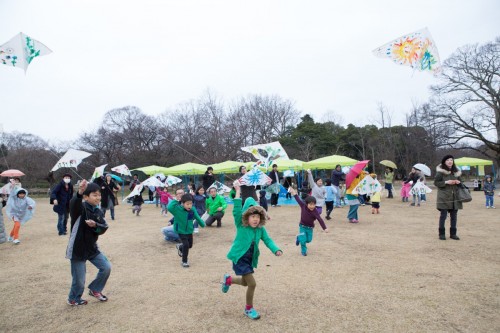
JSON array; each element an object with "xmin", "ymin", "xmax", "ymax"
[{"xmin": 221, "ymin": 181, "xmax": 282, "ymax": 320}]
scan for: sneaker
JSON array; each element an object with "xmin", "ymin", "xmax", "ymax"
[
  {"xmin": 410, "ymin": 203, "xmax": 415, "ymax": 206},
  {"xmin": 13, "ymin": 239, "xmax": 20, "ymax": 245},
  {"xmin": 301, "ymin": 251, "xmax": 307, "ymax": 256},
  {"xmin": 349, "ymin": 219, "xmax": 359, "ymax": 223},
  {"xmin": 221, "ymin": 273, "xmax": 231, "ymax": 293},
  {"xmin": 194, "ymin": 228, "xmax": 199, "ymax": 234},
  {"xmin": 7, "ymin": 236, "xmax": 13, "ymax": 242},
  {"xmin": 182, "ymin": 262, "xmax": 190, "ymax": 268},
  {"xmin": 326, "ymin": 216, "xmax": 331, "ymax": 220},
  {"xmin": 486, "ymin": 206, "xmax": 490, "ymax": 209},
  {"xmin": 176, "ymin": 243, "xmax": 183, "ymax": 257},
  {"xmin": 88, "ymin": 290, "xmax": 108, "ymax": 301},
  {"xmin": 295, "ymin": 235, "xmax": 300, "ymax": 246},
  {"xmin": 244, "ymin": 307, "xmax": 261, "ymax": 320},
  {"xmin": 492, "ymin": 206, "xmax": 496, "ymax": 209},
  {"xmin": 67, "ymin": 299, "xmax": 88, "ymax": 306}
]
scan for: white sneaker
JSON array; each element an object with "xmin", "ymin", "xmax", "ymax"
[
  {"xmin": 7, "ymin": 236, "xmax": 13, "ymax": 242},
  {"xmin": 492, "ymin": 206, "xmax": 496, "ymax": 209},
  {"xmin": 194, "ymin": 228, "xmax": 199, "ymax": 234},
  {"xmin": 486, "ymin": 206, "xmax": 490, "ymax": 209},
  {"xmin": 13, "ymin": 239, "xmax": 20, "ymax": 244}
]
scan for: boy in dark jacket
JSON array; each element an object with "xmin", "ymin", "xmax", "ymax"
[
  {"xmin": 66, "ymin": 180, "xmax": 111, "ymax": 306},
  {"xmin": 258, "ymin": 190, "xmax": 268, "ymax": 211},
  {"xmin": 483, "ymin": 175, "xmax": 496, "ymax": 208},
  {"xmin": 132, "ymin": 194, "xmax": 144, "ymax": 216}
]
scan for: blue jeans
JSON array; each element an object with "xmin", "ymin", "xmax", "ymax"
[
  {"xmin": 69, "ymin": 253, "xmax": 111, "ymax": 302},
  {"xmin": 162, "ymin": 226, "xmax": 180, "ymax": 242},
  {"xmin": 333, "ymin": 185, "xmax": 341, "ymax": 206},
  {"xmin": 57, "ymin": 211, "xmax": 69, "ymax": 235},
  {"xmin": 486, "ymin": 195, "xmax": 494, "ymax": 207},
  {"xmin": 298, "ymin": 225, "xmax": 313, "ymax": 254}
]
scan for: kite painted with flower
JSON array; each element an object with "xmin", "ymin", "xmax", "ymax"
[
  {"xmin": 373, "ymin": 27, "xmax": 441, "ymax": 74},
  {"xmin": 241, "ymin": 141, "xmax": 289, "ymax": 169},
  {"xmin": 238, "ymin": 168, "xmax": 272, "ymax": 186},
  {"xmin": 410, "ymin": 181, "xmax": 432, "ymax": 196},
  {"xmin": 209, "ymin": 181, "xmax": 231, "ymax": 195},
  {"xmin": 91, "ymin": 164, "xmax": 108, "ymax": 181},
  {"xmin": 1, "ymin": 32, "xmax": 52, "ymax": 72},
  {"xmin": 352, "ymin": 176, "xmax": 382, "ymax": 196},
  {"xmin": 165, "ymin": 175, "xmax": 182, "ymax": 186},
  {"xmin": 265, "ymin": 182, "xmax": 281, "ymax": 194},
  {"xmin": 51, "ymin": 149, "xmax": 91, "ymax": 171},
  {"xmin": 111, "ymin": 164, "xmax": 132, "ymax": 176}
]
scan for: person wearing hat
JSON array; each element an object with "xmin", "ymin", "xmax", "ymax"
[
  {"xmin": 50, "ymin": 173, "xmax": 74, "ymax": 235},
  {"xmin": 434, "ymin": 155, "xmax": 463, "ymax": 240}
]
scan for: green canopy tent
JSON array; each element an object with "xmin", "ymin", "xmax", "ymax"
[
  {"xmin": 245, "ymin": 159, "xmax": 304, "ymax": 172},
  {"xmin": 303, "ymin": 155, "xmax": 358, "ymax": 170},
  {"xmin": 211, "ymin": 161, "xmax": 243, "ymax": 174},
  {"xmin": 132, "ymin": 165, "xmax": 170, "ymax": 176},
  {"xmin": 163, "ymin": 162, "xmax": 207, "ymax": 187},
  {"xmin": 454, "ymin": 157, "xmax": 495, "ymax": 179}
]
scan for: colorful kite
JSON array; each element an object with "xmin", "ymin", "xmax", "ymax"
[
  {"xmin": 352, "ymin": 176, "xmax": 382, "ymax": 196},
  {"xmin": 91, "ymin": 164, "xmax": 108, "ymax": 181},
  {"xmin": 265, "ymin": 182, "xmax": 281, "ymax": 194},
  {"xmin": 51, "ymin": 149, "xmax": 91, "ymax": 171},
  {"xmin": 111, "ymin": 164, "xmax": 132, "ymax": 176},
  {"xmin": 208, "ymin": 181, "xmax": 231, "ymax": 195},
  {"xmin": 373, "ymin": 27, "xmax": 441, "ymax": 74},
  {"xmin": 1, "ymin": 32, "xmax": 52, "ymax": 72},
  {"xmin": 241, "ymin": 141, "xmax": 289, "ymax": 169},
  {"xmin": 238, "ymin": 168, "xmax": 272, "ymax": 186}
]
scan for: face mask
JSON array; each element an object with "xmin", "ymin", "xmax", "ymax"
[{"xmin": 63, "ymin": 178, "xmax": 71, "ymax": 184}]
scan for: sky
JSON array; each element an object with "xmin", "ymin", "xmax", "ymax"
[{"xmin": 1, "ymin": 0, "xmax": 499, "ymax": 143}]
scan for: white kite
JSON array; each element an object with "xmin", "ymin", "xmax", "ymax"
[
  {"xmin": 91, "ymin": 164, "xmax": 107, "ymax": 181},
  {"xmin": 1, "ymin": 32, "xmax": 52, "ymax": 72},
  {"xmin": 241, "ymin": 141, "xmax": 289, "ymax": 169},
  {"xmin": 352, "ymin": 176, "xmax": 382, "ymax": 196},
  {"xmin": 51, "ymin": 149, "xmax": 91, "ymax": 171},
  {"xmin": 238, "ymin": 167, "xmax": 272, "ymax": 186},
  {"xmin": 142, "ymin": 176, "xmax": 164, "ymax": 188},
  {"xmin": 123, "ymin": 184, "xmax": 144, "ymax": 202},
  {"xmin": 410, "ymin": 181, "xmax": 432, "ymax": 196},
  {"xmin": 208, "ymin": 181, "xmax": 231, "ymax": 195},
  {"xmin": 373, "ymin": 27, "xmax": 441, "ymax": 74},
  {"xmin": 111, "ymin": 164, "xmax": 132, "ymax": 176},
  {"xmin": 165, "ymin": 175, "xmax": 182, "ymax": 186}
]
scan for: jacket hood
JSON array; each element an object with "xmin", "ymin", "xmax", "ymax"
[
  {"xmin": 242, "ymin": 197, "xmax": 266, "ymax": 227},
  {"xmin": 14, "ymin": 187, "xmax": 28, "ymax": 196},
  {"xmin": 436, "ymin": 164, "xmax": 462, "ymax": 177}
]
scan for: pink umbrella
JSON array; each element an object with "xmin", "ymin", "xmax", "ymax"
[
  {"xmin": 0, "ymin": 169, "xmax": 25, "ymax": 177},
  {"xmin": 345, "ymin": 160, "xmax": 370, "ymax": 188}
]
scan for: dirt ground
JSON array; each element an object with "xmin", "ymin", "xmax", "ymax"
[{"xmin": 0, "ymin": 189, "xmax": 499, "ymax": 333}]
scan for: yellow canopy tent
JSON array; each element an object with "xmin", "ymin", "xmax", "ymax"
[
  {"xmin": 210, "ymin": 161, "xmax": 243, "ymax": 174},
  {"xmin": 454, "ymin": 157, "xmax": 494, "ymax": 177},
  {"xmin": 132, "ymin": 165, "xmax": 170, "ymax": 176},
  {"xmin": 163, "ymin": 162, "xmax": 207, "ymax": 176}
]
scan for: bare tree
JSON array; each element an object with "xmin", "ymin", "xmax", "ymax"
[{"xmin": 430, "ymin": 37, "xmax": 500, "ymax": 176}]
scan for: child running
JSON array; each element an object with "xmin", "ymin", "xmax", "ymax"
[
  {"xmin": 6, "ymin": 186, "xmax": 36, "ymax": 245},
  {"xmin": 400, "ymin": 177, "xmax": 411, "ymax": 202},
  {"xmin": 192, "ymin": 186, "xmax": 206, "ymax": 233},
  {"xmin": 167, "ymin": 194, "xmax": 205, "ymax": 267},
  {"xmin": 307, "ymin": 169, "xmax": 326, "ymax": 215},
  {"xmin": 370, "ymin": 174, "xmax": 381, "ymax": 214},
  {"xmin": 289, "ymin": 187, "xmax": 328, "ymax": 256},
  {"xmin": 324, "ymin": 179, "xmax": 335, "ymax": 220},
  {"xmin": 221, "ymin": 181, "xmax": 282, "ymax": 320},
  {"xmin": 157, "ymin": 186, "xmax": 174, "ymax": 216}
]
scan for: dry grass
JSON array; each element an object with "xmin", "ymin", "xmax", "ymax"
[{"xmin": 1, "ymin": 190, "xmax": 499, "ymax": 333}]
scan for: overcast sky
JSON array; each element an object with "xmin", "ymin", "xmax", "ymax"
[{"xmin": 1, "ymin": 0, "xmax": 498, "ymax": 143}]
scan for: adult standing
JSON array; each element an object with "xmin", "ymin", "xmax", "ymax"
[
  {"xmin": 0, "ymin": 194, "xmax": 6, "ymax": 243},
  {"xmin": 331, "ymin": 165, "xmax": 345, "ymax": 208},
  {"xmin": 238, "ymin": 165, "xmax": 258, "ymax": 205},
  {"xmin": 268, "ymin": 164, "xmax": 281, "ymax": 207},
  {"xmin": 202, "ymin": 167, "xmax": 216, "ymax": 192},
  {"xmin": 50, "ymin": 173, "xmax": 74, "ymax": 235},
  {"xmin": 434, "ymin": 155, "xmax": 463, "ymax": 241},
  {"xmin": 384, "ymin": 167, "xmax": 394, "ymax": 198},
  {"xmin": 99, "ymin": 174, "xmax": 121, "ymax": 220}
]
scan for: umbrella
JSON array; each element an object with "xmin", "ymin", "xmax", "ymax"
[
  {"xmin": 413, "ymin": 163, "xmax": 431, "ymax": 176},
  {"xmin": 380, "ymin": 160, "xmax": 397, "ymax": 169},
  {"xmin": 0, "ymin": 169, "xmax": 25, "ymax": 177},
  {"xmin": 109, "ymin": 174, "xmax": 123, "ymax": 183},
  {"xmin": 345, "ymin": 160, "xmax": 370, "ymax": 188}
]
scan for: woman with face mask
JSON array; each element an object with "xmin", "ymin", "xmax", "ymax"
[{"xmin": 50, "ymin": 173, "xmax": 74, "ymax": 235}]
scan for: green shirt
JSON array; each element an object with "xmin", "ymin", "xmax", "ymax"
[
  {"xmin": 167, "ymin": 200, "xmax": 205, "ymax": 234},
  {"xmin": 206, "ymin": 194, "xmax": 227, "ymax": 216},
  {"xmin": 226, "ymin": 198, "xmax": 280, "ymax": 268}
]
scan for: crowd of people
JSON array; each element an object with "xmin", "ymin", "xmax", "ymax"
[{"xmin": 0, "ymin": 155, "xmax": 496, "ymax": 320}]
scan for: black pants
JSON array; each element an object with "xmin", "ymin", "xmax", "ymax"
[
  {"xmin": 325, "ymin": 201, "xmax": 334, "ymax": 217},
  {"xmin": 179, "ymin": 234, "xmax": 193, "ymax": 263},
  {"xmin": 206, "ymin": 211, "xmax": 224, "ymax": 227},
  {"xmin": 439, "ymin": 209, "xmax": 457, "ymax": 229},
  {"xmin": 271, "ymin": 193, "xmax": 279, "ymax": 206}
]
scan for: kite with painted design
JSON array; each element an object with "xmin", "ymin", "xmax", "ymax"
[
  {"xmin": 91, "ymin": 164, "xmax": 108, "ymax": 181},
  {"xmin": 111, "ymin": 164, "xmax": 132, "ymax": 176},
  {"xmin": 241, "ymin": 141, "xmax": 289, "ymax": 169},
  {"xmin": 373, "ymin": 27, "xmax": 441, "ymax": 74},
  {"xmin": 1, "ymin": 32, "xmax": 52, "ymax": 72},
  {"xmin": 352, "ymin": 176, "xmax": 382, "ymax": 196},
  {"xmin": 410, "ymin": 181, "xmax": 432, "ymax": 195},
  {"xmin": 238, "ymin": 168, "xmax": 272, "ymax": 186},
  {"xmin": 51, "ymin": 149, "xmax": 91, "ymax": 171},
  {"xmin": 209, "ymin": 181, "xmax": 231, "ymax": 195}
]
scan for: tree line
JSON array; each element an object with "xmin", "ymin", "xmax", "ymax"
[{"xmin": 1, "ymin": 37, "xmax": 498, "ymax": 188}]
